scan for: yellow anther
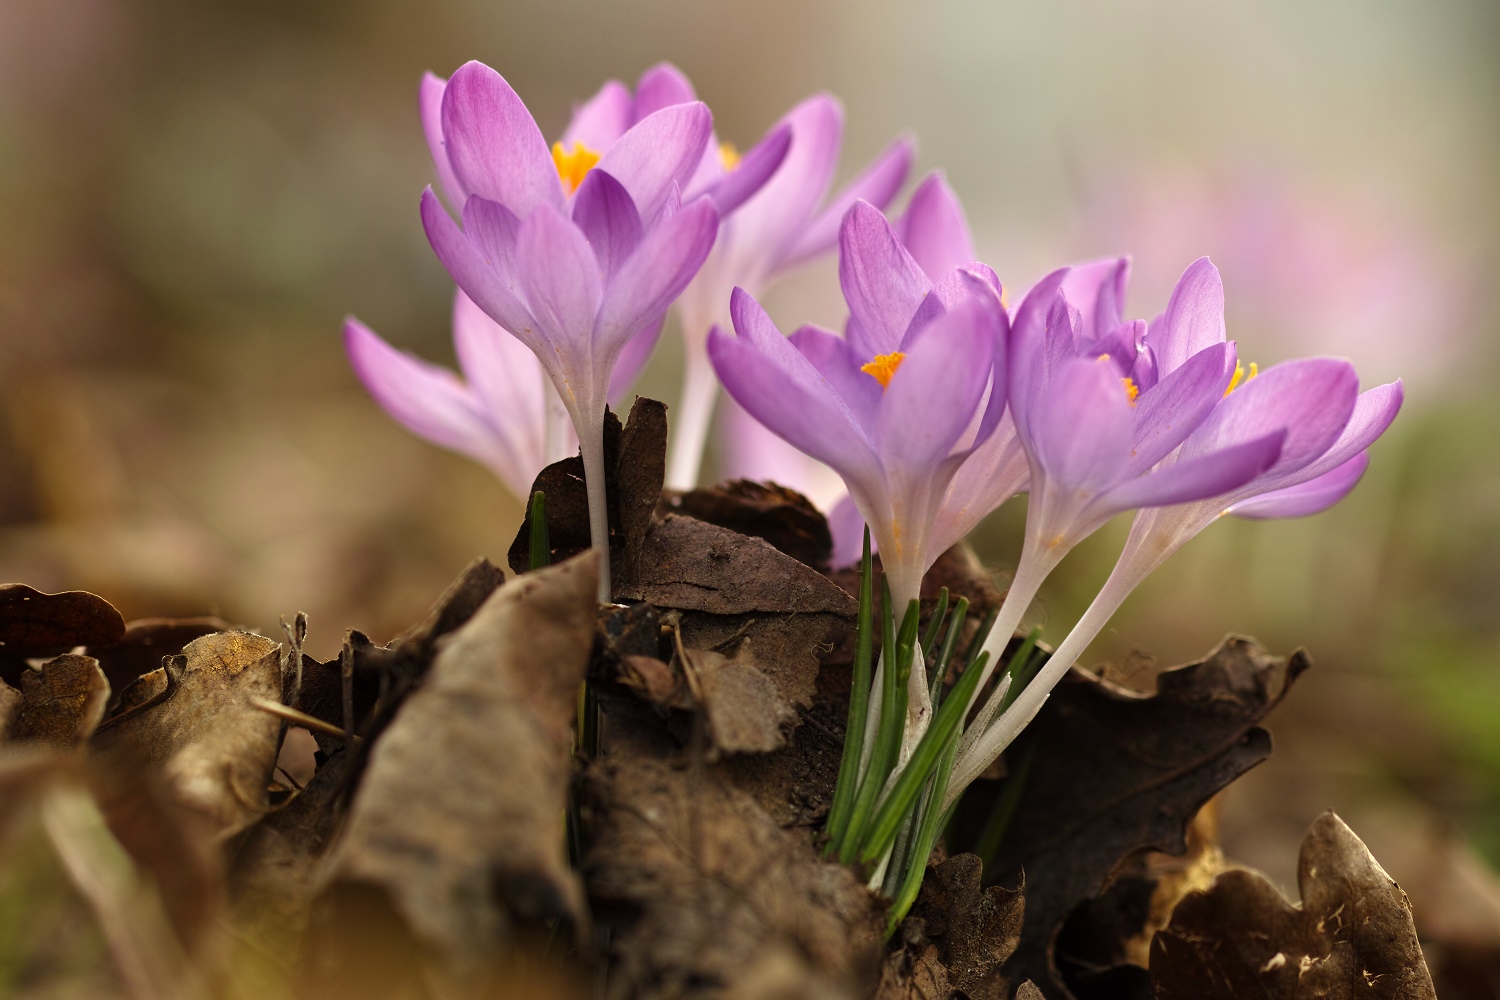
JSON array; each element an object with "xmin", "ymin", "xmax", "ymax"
[
  {"xmin": 1122, "ymin": 376, "xmax": 1140, "ymax": 404},
  {"xmin": 1224, "ymin": 360, "xmax": 1259, "ymax": 396},
  {"xmin": 861, "ymin": 351, "xmax": 906, "ymax": 389},
  {"xmin": 718, "ymin": 141, "xmax": 741, "ymax": 171},
  {"xmin": 551, "ymin": 141, "xmax": 600, "ymax": 193}
]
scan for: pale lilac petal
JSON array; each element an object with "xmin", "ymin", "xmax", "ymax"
[
  {"xmin": 1006, "ymin": 268, "xmax": 1068, "ymax": 436},
  {"xmin": 1030, "ymin": 357, "xmax": 1134, "ymax": 492},
  {"xmin": 1262, "ymin": 380, "xmax": 1403, "ymax": 490},
  {"xmin": 560, "ymin": 79, "xmax": 632, "ymax": 150},
  {"xmin": 608, "ymin": 314, "xmax": 666, "ymax": 405},
  {"xmin": 1059, "ymin": 256, "xmax": 1129, "ymax": 344},
  {"xmin": 516, "ymin": 204, "xmax": 604, "ymax": 348},
  {"xmin": 895, "ymin": 172, "xmax": 974, "ymax": 282},
  {"xmin": 788, "ymin": 324, "xmax": 882, "ymax": 430},
  {"xmin": 1230, "ymin": 453, "xmax": 1370, "ymax": 519},
  {"xmin": 1124, "ymin": 342, "xmax": 1237, "ymax": 476},
  {"xmin": 701, "ymin": 122, "xmax": 792, "ymax": 215},
  {"xmin": 572, "ymin": 169, "xmax": 643, "ymax": 278},
  {"xmin": 1100, "ymin": 431, "xmax": 1283, "ymax": 513},
  {"xmin": 729, "ymin": 95, "xmax": 842, "ymax": 270},
  {"xmin": 595, "ymin": 197, "xmax": 719, "ymax": 353},
  {"xmin": 840, "ymin": 201, "xmax": 931, "ymax": 358},
  {"xmin": 440, "ymin": 61, "xmax": 561, "ymax": 215},
  {"xmin": 451, "ymin": 290, "xmax": 546, "ymax": 441},
  {"xmin": 419, "ymin": 72, "xmax": 466, "ymax": 208},
  {"xmin": 827, "ymin": 494, "xmax": 867, "ymax": 568},
  {"xmin": 784, "ymin": 134, "xmax": 916, "ymax": 266},
  {"xmin": 876, "ymin": 300, "xmax": 995, "ymax": 474},
  {"xmin": 595, "ymin": 102, "xmax": 713, "ymax": 223},
  {"xmin": 633, "ymin": 62, "xmax": 697, "ymax": 117},
  {"xmin": 1148, "ymin": 257, "xmax": 1227, "ymax": 375},
  {"xmin": 460, "ymin": 195, "xmax": 521, "ymax": 288},
  {"xmin": 1182, "ymin": 357, "xmax": 1359, "ymax": 477},
  {"xmin": 421, "ymin": 188, "xmax": 542, "ymax": 355},
  {"xmin": 709, "ymin": 326, "xmax": 877, "ymax": 484},
  {"xmin": 344, "ymin": 317, "xmax": 520, "ymax": 488},
  {"xmin": 929, "ymin": 418, "xmax": 1029, "ymax": 557}
]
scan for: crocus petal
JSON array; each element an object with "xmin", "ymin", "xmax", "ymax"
[
  {"xmin": 1230, "ymin": 453, "xmax": 1370, "ymax": 520},
  {"xmin": 460, "ymin": 195, "xmax": 521, "ymax": 288},
  {"xmin": 1030, "ymin": 356, "xmax": 1134, "ymax": 493},
  {"xmin": 728, "ymin": 94, "xmax": 842, "ymax": 270},
  {"xmin": 1006, "ymin": 268, "xmax": 1069, "ymax": 441},
  {"xmin": 595, "ymin": 102, "xmax": 713, "ymax": 223},
  {"xmin": 1059, "ymin": 256, "xmax": 1129, "ymax": 344},
  {"xmin": 633, "ymin": 62, "xmax": 697, "ymax": 117},
  {"xmin": 451, "ymin": 290, "xmax": 546, "ymax": 439},
  {"xmin": 440, "ymin": 61, "xmax": 561, "ymax": 215},
  {"xmin": 702, "ymin": 122, "xmax": 792, "ymax": 215},
  {"xmin": 1181, "ymin": 357, "xmax": 1359, "ymax": 477},
  {"xmin": 896, "ymin": 172, "xmax": 974, "ymax": 282},
  {"xmin": 840, "ymin": 200, "xmax": 932, "ymax": 358},
  {"xmin": 516, "ymin": 204, "xmax": 604, "ymax": 349},
  {"xmin": 1262, "ymin": 380, "xmax": 1404, "ymax": 490},
  {"xmin": 1099, "ymin": 431, "xmax": 1283, "ymax": 513},
  {"xmin": 344, "ymin": 317, "xmax": 519, "ymax": 486},
  {"xmin": 1148, "ymin": 257, "xmax": 1227, "ymax": 375},
  {"xmin": 827, "ymin": 494, "xmax": 867, "ymax": 568},
  {"xmin": 572, "ymin": 169, "xmax": 643, "ymax": 278},
  {"xmin": 784, "ymin": 134, "xmax": 916, "ymax": 267},
  {"xmin": 595, "ymin": 197, "xmax": 719, "ymax": 353},
  {"xmin": 608, "ymin": 314, "xmax": 666, "ymax": 404},
  {"xmin": 788, "ymin": 324, "xmax": 882, "ymax": 430},
  {"xmin": 1124, "ymin": 342, "xmax": 1237, "ymax": 476},
  {"xmin": 560, "ymin": 79, "xmax": 632, "ymax": 150},
  {"xmin": 876, "ymin": 300, "xmax": 995, "ymax": 474},
  {"xmin": 709, "ymin": 325, "xmax": 877, "ymax": 484},
  {"xmin": 421, "ymin": 188, "xmax": 543, "ymax": 355},
  {"xmin": 419, "ymin": 72, "xmax": 466, "ymax": 208}
]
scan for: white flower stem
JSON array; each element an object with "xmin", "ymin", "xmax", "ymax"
[
  {"xmin": 543, "ymin": 376, "xmax": 574, "ymax": 467},
  {"xmin": 578, "ymin": 426, "xmax": 613, "ymax": 604},
  {"xmin": 665, "ymin": 351, "xmax": 719, "ymax": 491}
]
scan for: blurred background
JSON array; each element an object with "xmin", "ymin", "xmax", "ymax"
[{"xmin": 0, "ymin": 0, "xmax": 1496, "ymax": 957}]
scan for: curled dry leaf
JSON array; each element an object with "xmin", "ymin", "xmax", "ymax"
[
  {"xmin": 947, "ymin": 635, "xmax": 1308, "ymax": 999},
  {"xmin": 87, "ymin": 617, "xmax": 232, "ymax": 698},
  {"xmin": 91, "ymin": 631, "xmax": 284, "ymax": 838},
  {"xmin": 0, "ymin": 678, "xmax": 19, "ymax": 738},
  {"xmin": 669, "ymin": 479, "xmax": 833, "ymax": 570},
  {"xmin": 584, "ymin": 753, "xmax": 884, "ymax": 1000},
  {"xmin": 0, "ymin": 584, "xmax": 125, "ymax": 684},
  {"xmin": 1150, "ymin": 811, "xmax": 1438, "ymax": 999},
  {"xmin": 327, "ymin": 552, "xmax": 598, "ymax": 963},
  {"xmin": 8, "ymin": 654, "xmax": 110, "ymax": 747}
]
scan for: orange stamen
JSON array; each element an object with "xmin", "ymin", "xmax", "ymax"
[
  {"xmin": 718, "ymin": 141, "xmax": 741, "ymax": 171},
  {"xmin": 861, "ymin": 351, "xmax": 906, "ymax": 389},
  {"xmin": 551, "ymin": 141, "xmax": 600, "ymax": 193},
  {"xmin": 1224, "ymin": 361, "xmax": 1258, "ymax": 396}
]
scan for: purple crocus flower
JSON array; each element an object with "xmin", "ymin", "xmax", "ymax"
[
  {"xmin": 344, "ymin": 291, "xmax": 577, "ymax": 503},
  {"xmin": 416, "ymin": 60, "xmax": 726, "ymax": 600},
  {"xmin": 668, "ymin": 94, "xmax": 915, "ymax": 489}
]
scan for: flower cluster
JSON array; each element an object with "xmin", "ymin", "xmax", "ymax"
[{"xmin": 343, "ymin": 58, "xmax": 1403, "ymax": 917}]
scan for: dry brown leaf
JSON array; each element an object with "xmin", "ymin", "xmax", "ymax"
[
  {"xmin": 9, "ymin": 654, "xmax": 110, "ymax": 747},
  {"xmin": 0, "ymin": 584, "xmax": 126, "ymax": 684},
  {"xmin": 327, "ymin": 552, "xmax": 598, "ymax": 962},
  {"xmin": 0, "ymin": 679, "xmax": 20, "ymax": 738},
  {"xmin": 1150, "ymin": 811, "xmax": 1437, "ymax": 999},
  {"xmin": 669, "ymin": 479, "xmax": 833, "ymax": 570},
  {"xmin": 87, "ymin": 616, "xmax": 232, "ymax": 698},
  {"xmin": 91, "ymin": 631, "xmax": 284, "ymax": 837},
  {"xmin": 686, "ymin": 641, "xmax": 797, "ymax": 755}
]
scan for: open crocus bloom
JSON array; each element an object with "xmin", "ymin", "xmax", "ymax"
[
  {"xmin": 345, "ymin": 291, "xmax": 577, "ymax": 503},
  {"xmin": 668, "ymin": 94, "xmax": 915, "ymax": 489},
  {"xmin": 418, "ymin": 60, "xmax": 727, "ymax": 600}
]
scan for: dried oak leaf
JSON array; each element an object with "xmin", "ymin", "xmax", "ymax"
[
  {"xmin": 1150, "ymin": 811, "xmax": 1437, "ymax": 999},
  {"xmin": 669, "ymin": 479, "xmax": 833, "ymax": 570},
  {"xmin": 327, "ymin": 552, "xmax": 598, "ymax": 962},
  {"xmin": 0, "ymin": 584, "xmax": 125, "ymax": 684},
  {"xmin": 882, "ymin": 854, "xmax": 1025, "ymax": 1000},
  {"xmin": 951, "ymin": 635, "xmax": 1307, "ymax": 999},
  {"xmin": 0, "ymin": 679, "xmax": 20, "ymax": 738},
  {"xmin": 584, "ymin": 752, "xmax": 884, "ymax": 999},
  {"xmin": 685, "ymin": 642, "xmax": 798, "ymax": 755},
  {"xmin": 87, "ymin": 616, "xmax": 231, "ymax": 698},
  {"xmin": 8, "ymin": 654, "xmax": 110, "ymax": 747},
  {"xmin": 91, "ymin": 631, "xmax": 284, "ymax": 838}
]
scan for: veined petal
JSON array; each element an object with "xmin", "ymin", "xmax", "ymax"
[
  {"xmin": 1182, "ymin": 357, "xmax": 1359, "ymax": 477},
  {"xmin": 708, "ymin": 326, "xmax": 878, "ymax": 486},
  {"xmin": 634, "ymin": 62, "xmax": 698, "ymax": 117},
  {"xmin": 1124, "ymin": 342, "xmax": 1237, "ymax": 476},
  {"xmin": 451, "ymin": 290, "xmax": 547, "ymax": 456},
  {"xmin": 784, "ymin": 134, "xmax": 915, "ymax": 267},
  {"xmin": 788, "ymin": 324, "xmax": 882, "ymax": 431},
  {"xmin": 1030, "ymin": 356, "xmax": 1135, "ymax": 493},
  {"xmin": 896, "ymin": 172, "xmax": 974, "ymax": 282},
  {"xmin": 729, "ymin": 94, "xmax": 842, "ymax": 271},
  {"xmin": 344, "ymin": 317, "xmax": 523, "ymax": 491},
  {"xmin": 1099, "ymin": 431, "xmax": 1283, "ymax": 514},
  {"xmin": 440, "ymin": 61, "xmax": 562, "ymax": 215},
  {"xmin": 460, "ymin": 195, "xmax": 521, "ymax": 289},
  {"xmin": 701, "ymin": 122, "xmax": 792, "ymax": 215},
  {"xmin": 1258, "ymin": 380, "xmax": 1403, "ymax": 491},
  {"xmin": 1006, "ymin": 268, "xmax": 1068, "ymax": 441},
  {"xmin": 595, "ymin": 102, "xmax": 713, "ymax": 223},
  {"xmin": 560, "ymin": 78, "xmax": 632, "ymax": 150},
  {"xmin": 840, "ymin": 200, "xmax": 932, "ymax": 358},
  {"xmin": 516, "ymin": 204, "xmax": 604, "ymax": 350},
  {"xmin": 929, "ymin": 417, "xmax": 1029, "ymax": 557},
  {"xmin": 875, "ymin": 299, "xmax": 995, "ymax": 474},
  {"xmin": 419, "ymin": 72, "xmax": 466, "ymax": 208},
  {"xmin": 1148, "ymin": 257, "xmax": 1227, "ymax": 375},
  {"xmin": 421, "ymin": 188, "xmax": 543, "ymax": 355},
  {"xmin": 572, "ymin": 169, "xmax": 643, "ymax": 278},
  {"xmin": 595, "ymin": 197, "xmax": 719, "ymax": 354},
  {"xmin": 1059, "ymin": 256, "xmax": 1129, "ymax": 344},
  {"xmin": 827, "ymin": 494, "xmax": 866, "ymax": 568},
  {"xmin": 1230, "ymin": 453, "xmax": 1370, "ymax": 519}
]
